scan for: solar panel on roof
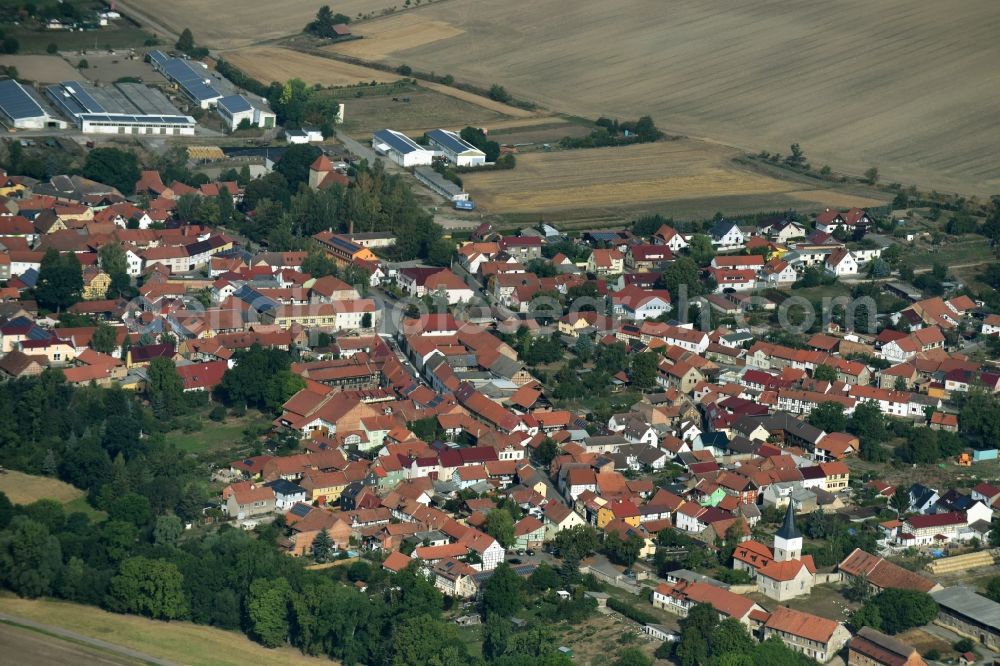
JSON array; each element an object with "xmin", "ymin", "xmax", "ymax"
[
  {"xmin": 60, "ymin": 81, "xmax": 103, "ymax": 113},
  {"xmin": 373, "ymin": 129, "xmax": 424, "ymax": 155},
  {"xmin": 427, "ymin": 129, "xmax": 481, "ymax": 155},
  {"xmin": 218, "ymin": 95, "xmax": 253, "ymax": 114},
  {"xmin": 0, "ymin": 79, "xmax": 47, "ymax": 121}
]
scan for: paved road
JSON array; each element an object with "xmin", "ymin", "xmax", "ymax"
[
  {"xmin": 337, "ymin": 134, "xmax": 399, "ymax": 173},
  {"xmin": 0, "ymin": 613, "xmax": 177, "ymax": 666},
  {"xmin": 923, "ymin": 621, "xmax": 999, "ymax": 663}
]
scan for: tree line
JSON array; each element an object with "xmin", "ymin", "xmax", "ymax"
[{"xmin": 560, "ymin": 116, "xmax": 664, "ymax": 150}]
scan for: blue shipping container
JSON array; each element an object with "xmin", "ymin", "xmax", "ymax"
[{"xmin": 454, "ymin": 200, "xmax": 476, "ymax": 211}]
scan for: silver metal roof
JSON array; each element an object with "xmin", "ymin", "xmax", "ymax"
[{"xmin": 932, "ymin": 586, "xmax": 1000, "ymax": 629}]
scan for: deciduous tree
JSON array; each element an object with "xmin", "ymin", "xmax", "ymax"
[
  {"xmin": 481, "ymin": 562, "xmax": 522, "ymax": 618},
  {"xmin": 108, "ymin": 556, "xmax": 188, "ymax": 620},
  {"xmin": 36, "ymin": 249, "xmax": 83, "ymax": 311}
]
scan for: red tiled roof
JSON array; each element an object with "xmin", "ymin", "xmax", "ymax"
[{"xmin": 765, "ymin": 605, "xmax": 840, "ymax": 644}]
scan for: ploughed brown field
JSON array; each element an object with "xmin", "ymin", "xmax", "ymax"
[{"xmin": 330, "ymin": 0, "xmax": 1000, "ymax": 195}]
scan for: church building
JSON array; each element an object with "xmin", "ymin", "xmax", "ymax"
[{"xmin": 731, "ymin": 504, "xmax": 816, "ymax": 601}]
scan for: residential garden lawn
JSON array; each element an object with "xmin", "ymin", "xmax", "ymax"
[
  {"xmin": 164, "ymin": 412, "xmax": 270, "ymax": 454},
  {"xmin": 0, "ymin": 596, "xmax": 336, "ymax": 666},
  {"xmin": 454, "ymin": 624, "xmax": 484, "ymax": 660}
]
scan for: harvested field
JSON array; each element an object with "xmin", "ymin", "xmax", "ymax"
[
  {"xmin": 0, "ymin": 623, "xmax": 141, "ymax": 666},
  {"xmin": 461, "ymin": 140, "xmax": 888, "ymax": 218},
  {"xmin": 0, "ymin": 471, "xmax": 84, "ymax": 506},
  {"xmin": 224, "ymin": 45, "xmax": 538, "ymax": 118},
  {"xmin": 224, "ymin": 47, "xmax": 394, "ymax": 87},
  {"xmin": 353, "ymin": 0, "xmax": 1000, "ymax": 195},
  {"xmin": 338, "ymin": 89, "xmax": 510, "ymax": 135},
  {"xmin": 328, "ymin": 14, "xmax": 464, "ymax": 60},
  {"xmin": 0, "ymin": 596, "xmax": 335, "ymax": 666},
  {"xmin": 418, "ymin": 81, "xmax": 537, "ymax": 118},
  {"xmin": 0, "ymin": 56, "xmax": 80, "ymax": 84},
  {"xmin": 123, "ymin": 0, "xmax": 390, "ymax": 50}
]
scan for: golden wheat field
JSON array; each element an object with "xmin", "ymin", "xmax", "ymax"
[
  {"xmin": 224, "ymin": 47, "xmax": 394, "ymax": 87},
  {"xmin": 125, "ymin": 0, "xmax": 391, "ymax": 50},
  {"xmin": 337, "ymin": 0, "xmax": 1000, "ymax": 195},
  {"xmin": 460, "ymin": 141, "xmax": 888, "ymax": 216}
]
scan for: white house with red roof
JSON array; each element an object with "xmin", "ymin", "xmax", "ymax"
[
  {"xmin": 825, "ymin": 248, "xmax": 859, "ymax": 276},
  {"xmin": 711, "ymin": 255, "xmax": 765, "ymax": 271},
  {"xmin": 652, "ymin": 224, "xmax": 689, "ymax": 252},
  {"xmin": 897, "ymin": 511, "xmax": 971, "ymax": 546},
  {"xmin": 610, "ymin": 286, "xmax": 672, "ymax": 321}
]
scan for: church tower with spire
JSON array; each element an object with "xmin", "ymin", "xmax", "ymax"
[{"xmin": 773, "ymin": 503, "xmax": 803, "ymax": 562}]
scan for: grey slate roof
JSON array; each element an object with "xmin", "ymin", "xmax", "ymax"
[
  {"xmin": 775, "ymin": 503, "xmax": 802, "ymax": 540},
  {"xmin": 932, "ymin": 586, "xmax": 1000, "ymax": 630}
]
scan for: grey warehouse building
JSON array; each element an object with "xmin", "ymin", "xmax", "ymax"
[
  {"xmin": 931, "ymin": 586, "xmax": 1000, "ymax": 650},
  {"xmin": 45, "ymin": 80, "xmax": 195, "ymax": 135}
]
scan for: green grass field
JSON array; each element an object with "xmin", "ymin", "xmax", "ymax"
[
  {"xmin": 0, "ymin": 470, "xmax": 106, "ymax": 521},
  {"xmin": 907, "ymin": 237, "xmax": 995, "ymax": 269},
  {"xmin": 0, "ymin": 596, "xmax": 335, "ymax": 666},
  {"xmin": 165, "ymin": 413, "xmax": 270, "ymax": 455},
  {"xmin": 3, "ymin": 27, "xmax": 157, "ymax": 54}
]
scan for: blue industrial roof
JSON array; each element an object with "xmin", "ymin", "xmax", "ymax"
[
  {"xmin": 0, "ymin": 79, "xmax": 47, "ymax": 120},
  {"xmin": 218, "ymin": 95, "xmax": 253, "ymax": 114},
  {"xmin": 426, "ymin": 128, "xmax": 483, "ymax": 156},
  {"xmin": 373, "ymin": 128, "xmax": 425, "ymax": 155},
  {"xmin": 52, "ymin": 81, "xmax": 103, "ymax": 113},
  {"xmin": 183, "ymin": 80, "xmax": 223, "ymax": 103},
  {"xmin": 148, "ymin": 50, "xmax": 171, "ymax": 68},
  {"xmin": 149, "ymin": 51, "xmax": 222, "ymax": 102}
]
